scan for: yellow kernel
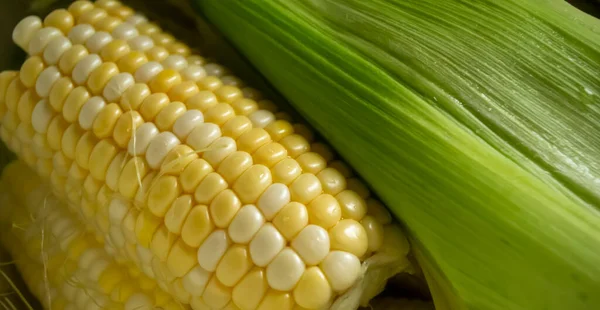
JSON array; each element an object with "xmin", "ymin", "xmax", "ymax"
[
  {"xmin": 194, "ymin": 172, "xmax": 228, "ymax": 205},
  {"xmin": 95, "ymin": 16, "xmax": 121, "ymax": 32},
  {"xmin": 46, "ymin": 116, "xmax": 69, "ymax": 151},
  {"xmin": 149, "ymin": 69, "xmax": 182, "ymax": 93},
  {"xmin": 222, "ymin": 115, "xmax": 253, "ymax": 140},
  {"xmin": 117, "ymin": 51, "xmax": 148, "ymax": 74},
  {"xmin": 329, "ymin": 219, "xmax": 368, "ymax": 257},
  {"xmin": 217, "ymin": 151, "xmax": 253, "ymax": 184},
  {"xmin": 164, "ymin": 195, "xmax": 193, "ymax": 234},
  {"xmin": 273, "ymin": 202, "xmax": 309, "ymax": 240},
  {"xmin": 257, "ymin": 290, "xmax": 294, "ymax": 310},
  {"xmin": 17, "ymin": 90, "xmax": 39, "ymax": 123},
  {"xmin": 147, "ymin": 46, "xmax": 169, "ymax": 62},
  {"xmin": 204, "ymin": 103, "xmax": 235, "ymax": 126},
  {"xmin": 215, "ymin": 85, "xmax": 242, "ymax": 103},
  {"xmin": 137, "ymin": 22, "xmax": 160, "ymax": 35},
  {"xmin": 316, "ymin": 167, "xmax": 347, "ymax": 196},
  {"xmin": 77, "ymin": 8, "xmax": 107, "ymax": 25},
  {"xmin": 5, "ymin": 79, "xmax": 27, "ymax": 112},
  {"xmin": 216, "ymin": 245, "xmax": 253, "ymax": 287},
  {"xmin": 89, "ymin": 139, "xmax": 118, "ymax": 181},
  {"xmin": 166, "ymin": 239, "xmax": 197, "ymax": 277},
  {"xmin": 210, "ymin": 189, "xmax": 242, "ymax": 228},
  {"xmin": 203, "ymin": 277, "xmax": 232, "ymax": 309},
  {"xmin": 237, "ymin": 128, "xmax": 272, "ymax": 154},
  {"xmin": 58, "ymin": 45, "xmax": 88, "ymax": 75},
  {"xmin": 290, "ymin": 173, "xmax": 322, "ymax": 204},
  {"xmin": 361, "ymin": 215, "xmax": 384, "ymax": 253},
  {"xmin": 44, "ymin": 9, "xmax": 74, "ymax": 34},
  {"xmin": 336, "ymin": 190, "xmax": 367, "ymax": 221},
  {"xmin": 366, "ymin": 199, "xmax": 392, "ymax": 225},
  {"xmin": 75, "ymin": 131, "xmax": 98, "ymax": 170},
  {"xmin": 232, "ymin": 268, "xmax": 268, "ymax": 310},
  {"xmin": 101, "ymin": 39, "xmax": 131, "ymax": 62},
  {"xmin": 254, "ymin": 143, "xmax": 287, "ymax": 168},
  {"xmin": 118, "ymin": 157, "xmax": 149, "ymax": 199},
  {"xmin": 87, "ymin": 62, "xmax": 119, "ymax": 95},
  {"xmin": 181, "ymin": 204, "xmax": 214, "ymax": 247},
  {"xmin": 293, "ymin": 267, "xmax": 332, "ymax": 309},
  {"xmin": 296, "ymin": 152, "xmax": 327, "ymax": 175},
  {"xmin": 135, "ymin": 209, "xmax": 162, "ymax": 247},
  {"xmin": 307, "ymin": 194, "xmax": 341, "ymax": 229},
  {"xmin": 62, "ymin": 86, "xmax": 90, "ymax": 123},
  {"xmin": 271, "ymin": 158, "xmax": 302, "ymax": 185},
  {"xmin": 231, "ymin": 98, "xmax": 258, "ymax": 116},
  {"xmin": 179, "ymin": 158, "xmax": 213, "ymax": 193},
  {"xmin": 168, "ymin": 80, "xmax": 199, "ymax": 102},
  {"xmin": 155, "ymin": 101, "xmax": 186, "ymax": 131},
  {"xmin": 168, "ymin": 42, "xmax": 191, "ymax": 56},
  {"xmin": 113, "ymin": 111, "xmax": 143, "ymax": 148},
  {"xmin": 92, "ymin": 103, "xmax": 122, "ymax": 139},
  {"xmin": 233, "ymin": 165, "xmax": 272, "ymax": 204},
  {"xmin": 152, "ymin": 32, "xmax": 175, "ymax": 45},
  {"xmin": 61, "ymin": 123, "xmax": 84, "ymax": 159},
  {"xmin": 48, "ymin": 77, "xmax": 73, "ymax": 112},
  {"xmin": 280, "ymin": 134, "xmax": 310, "ymax": 158},
  {"xmin": 108, "ymin": 6, "xmax": 134, "ymax": 19},
  {"xmin": 119, "ymin": 83, "xmax": 150, "ymax": 111},
  {"xmin": 328, "ymin": 160, "xmax": 353, "ymax": 178},
  {"xmin": 186, "ymin": 90, "xmax": 217, "ymax": 112},
  {"xmin": 139, "ymin": 93, "xmax": 169, "ymax": 121},
  {"xmin": 148, "ymin": 175, "xmax": 181, "ymax": 217},
  {"xmin": 346, "ymin": 178, "xmax": 371, "ymax": 199},
  {"xmin": 150, "ymin": 225, "xmax": 177, "ymax": 262},
  {"xmin": 68, "ymin": 1, "xmax": 94, "ymax": 18},
  {"xmin": 20, "ymin": 56, "xmax": 45, "ymax": 88},
  {"xmin": 197, "ymin": 76, "xmax": 222, "ymax": 91}
]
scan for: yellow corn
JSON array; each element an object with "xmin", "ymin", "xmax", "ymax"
[{"xmin": 0, "ymin": 1, "xmax": 409, "ymax": 309}]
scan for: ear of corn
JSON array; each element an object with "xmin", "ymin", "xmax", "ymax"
[
  {"xmin": 195, "ymin": 1, "xmax": 600, "ymax": 310},
  {"xmin": 0, "ymin": 1, "xmax": 414, "ymax": 309}
]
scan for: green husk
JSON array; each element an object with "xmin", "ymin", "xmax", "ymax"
[{"xmin": 195, "ymin": 1, "xmax": 600, "ymax": 309}]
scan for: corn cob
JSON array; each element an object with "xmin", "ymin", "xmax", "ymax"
[
  {"xmin": 0, "ymin": 1, "xmax": 410, "ymax": 309},
  {"xmin": 0, "ymin": 161, "xmax": 186, "ymax": 310}
]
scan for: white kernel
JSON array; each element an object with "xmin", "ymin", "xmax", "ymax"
[
  {"xmin": 186, "ymin": 123, "xmax": 221, "ymax": 150},
  {"xmin": 68, "ymin": 24, "xmax": 95, "ymax": 45},
  {"xmin": 249, "ymin": 223, "xmax": 285, "ymax": 267},
  {"xmin": 320, "ymin": 251, "xmax": 361, "ymax": 292},
  {"xmin": 182, "ymin": 265, "xmax": 211, "ymax": 297},
  {"xmin": 172, "ymin": 110, "xmax": 204, "ymax": 140},
  {"xmin": 72, "ymin": 54, "xmax": 102, "ymax": 85},
  {"xmin": 85, "ymin": 31, "xmax": 113, "ymax": 54},
  {"xmin": 35, "ymin": 66, "xmax": 61, "ymax": 97},
  {"xmin": 128, "ymin": 35, "xmax": 154, "ymax": 51},
  {"xmin": 43, "ymin": 36, "xmax": 72, "ymax": 65},
  {"xmin": 180, "ymin": 65, "xmax": 206, "ymax": 82},
  {"xmin": 13, "ymin": 16, "xmax": 42, "ymax": 50},
  {"xmin": 197, "ymin": 230, "xmax": 230, "ymax": 272},
  {"xmin": 112, "ymin": 23, "xmax": 139, "ymax": 40},
  {"xmin": 103, "ymin": 72, "xmax": 134, "ymax": 102},
  {"xmin": 203, "ymin": 137, "xmax": 237, "ymax": 167},
  {"xmin": 257, "ymin": 183, "xmax": 290, "ymax": 220},
  {"xmin": 228, "ymin": 204, "xmax": 265, "ymax": 244},
  {"xmin": 124, "ymin": 293, "xmax": 152, "ymax": 310},
  {"xmin": 127, "ymin": 122, "xmax": 159, "ymax": 156},
  {"xmin": 125, "ymin": 14, "xmax": 147, "ymax": 26},
  {"xmin": 108, "ymin": 197, "xmax": 130, "ymax": 225},
  {"xmin": 77, "ymin": 248, "xmax": 104, "ymax": 270},
  {"xmin": 28, "ymin": 27, "xmax": 61, "ymax": 55},
  {"xmin": 79, "ymin": 96, "xmax": 106, "ymax": 130},
  {"xmin": 145, "ymin": 131, "xmax": 181, "ymax": 169},
  {"xmin": 162, "ymin": 55, "xmax": 188, "ymax": 71},
  {"xmin": 266, "ymin": 248, "xmax": 305, "ymax": 291},
  {"xmin": 31, "ymin": 99, "xmax": 54, "ymax": 134},
  {"xmin": 291, "ymin": 225, "xmax": 330, "ymax": 265},
  {"xmin": 134, "ymin": 61, "xmax": 163, "ymax": 83},
  {"xmin": 248, "ymin": 110, "xmax": 275, "ymax": 129},
  {"xmin": 203, "ymin": 63, "xmax": 225, "ymax": 77},
  {"xmin": 88, "ymin": 259, "xmax": 110, "ymax": 282}
]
